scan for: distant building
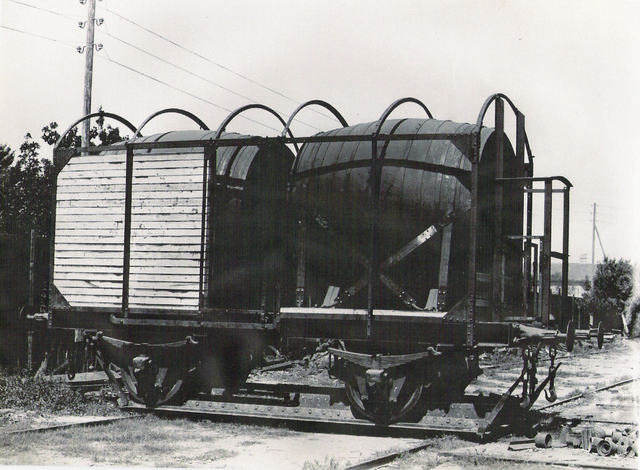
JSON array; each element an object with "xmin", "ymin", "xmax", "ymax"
[{"xmin": 550, "ymin": 262, "xmax": 594, "ymax": 298}]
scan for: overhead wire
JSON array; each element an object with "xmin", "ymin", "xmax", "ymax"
[
  {"xmin": 97, "ymin": 29, "xmax": 324, "ymax": 132},
  {"xmin": 4, "ymin": 2, "xmax": 285, "ymax": 133},
  {"xmin": 6, "ymin": 0, "xmax": 339, "ymax": 131},
  {"xmin": 5, "ymin": 0, "xmax": 81, "ymax": 22},
  {"xmin": 96, "ymin": 55, "xmax": 282, "ymax": 133},
  {"xmin": 102, "ymin": 4, "xmax": 340, "ymax": 126},
  {"xmin": 1, "ymin": 24, "xmax": 77, "ymax": 47}
]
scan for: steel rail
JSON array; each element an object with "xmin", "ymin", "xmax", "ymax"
[
  {"xmin": 0, "ymin": 415, "xmax": 140, "ymax": 436},
  {"xmin": 121, "ymin": 401, "xmax": 482, "ymax": 439},
  {"xmin": 535, "ymin": 376, "xmax": 640, "ymax": 411},
  {"xmin": 343, "ymin": 442, "xmax": 431, "ymax": 470}
]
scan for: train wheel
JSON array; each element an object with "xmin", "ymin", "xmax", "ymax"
[{"xmin": 344, "ymin": 378, "xmax": 425, "ymax": 425}]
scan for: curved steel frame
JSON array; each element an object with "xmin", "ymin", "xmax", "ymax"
[
  {"xmin": 286, "ymin": 100, "xmax": 349, "ymax": 176},
  {"xmin": 214, "ymin": 104, "xmax": 295, "ymax": 147},
  {"xmin": 476, "ymin": 93, "xmax": 533, "ymax": 165},
  {"xmin": 133, "ymin": 108, "xmax": 210, "ymax": 139},
  {"xmin": 373, "ymin": 97, "xmax": 433, "ymax": 137},
  {"xmin": 282, "ymin": 99, "xmax": 349, "ymax": 137},
  {"xmin": 54, "ymin": 111, "xmax": 138, "ymax": 150}
]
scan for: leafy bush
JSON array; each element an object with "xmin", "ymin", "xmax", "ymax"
[
  {"xmin": 582, "ymin": 258, "xmax": 634, "ymax": 330},
  {"xmin": 626, "ymin": 298, "xmax": 640, "ymax": 337}
]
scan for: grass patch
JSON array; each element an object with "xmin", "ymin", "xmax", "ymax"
[
  {"xmin": 302, "ymin": 455, "xmax": 343, "ymax": 470},
  {"xmin": 201, "ymin": 448, "xmax": 239, "ymax": 461},
  {"xmin": 0, "ymin": 368, "xmax": 118, "ymax": 417}
]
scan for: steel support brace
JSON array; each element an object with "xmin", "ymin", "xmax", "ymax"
[
  {"xmin": 295, "ymin": 221, "xmax": 307, "ymax": 307},
  {"xmin": 367, "ymin": 134, "xmax": 381, "ymax": 339},
  {"xmin": 205, "ymin": 143, "xmax": 217, "ymax": 310},
  {"xmin": 122, "ymin": 142, "xmax": 134, "ymax": 318},
  {"xmin": 561, "ymin": 187, "xmax": 570, "ymax": 326},
  {"xmin": 466, "ymin": 129, "xmax": 481, "ymax": 347},
  {"xmin": 198, "ymin": 146, "xmax": 211, "ymax": 310},
  {"xmin": 492, "ymin": 98, "xmax": 505, "ymax": 322},
  {"xmin": 541, "ymin": 180, "xmax": 552, "ymax": 327}
]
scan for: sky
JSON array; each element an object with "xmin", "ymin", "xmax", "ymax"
[{"xmin": 1, "ymin": 0, "xmax": 639, "ymax": 272}]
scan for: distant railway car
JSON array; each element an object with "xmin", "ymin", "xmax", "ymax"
[{"xmin": 43, "ymin": 97, "xmax": 575, "ymax": 431}]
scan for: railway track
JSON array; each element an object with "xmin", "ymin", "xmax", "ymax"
[
  {"xmin": 120, "ymin": 380, "xmax": 502, "ymax": 439},
  {"xmin": 3, "ymin": 338, "xmax": 636, "ymax": 470},
  {"xmin": 0, "ymin": 415, "xmax": 139, "ymax": 436}
]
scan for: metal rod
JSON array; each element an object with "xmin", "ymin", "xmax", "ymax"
[
  {"xmin": 198, "ymin": 147, "xmax": 210, "ymax": 310},
  {"xmin": 121, "ymin": 143, "xmax": 134, "ymax": 318},
  {"xmin": 516, "ymin": 110, "xmax": 528, "ymax": 316},
  {"xmin": 492, "ymin": 97, "xmax": 505, "ymax": 321},
  {"xmin": 466, "ymin": 129, "xmax": 481, "ymax": 347},
  {"xmin": 541, "ymin": 180, "xmax": 552, "ymax": 327},
  {"xmin": 536, "ymin": 377, "xmax": 640, "ymax": 411},
  {"xmin": 562, "ymin": 186, "xmax": 570, "ymax": 327},
  {"xmin": 84, "ymin": 132, "xmax": 473, "ymax": 153},
  {"xmin": 367, "ymin": 135, "xmax": 381, "ymax": 339},
  {"xmin": 206, "ymin": 142, "xmax": 217, "ymax": 309}
]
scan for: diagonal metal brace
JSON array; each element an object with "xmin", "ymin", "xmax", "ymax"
[{"xmin": 345, "ymin": 207, "xmax": 469, "ymax": 307}]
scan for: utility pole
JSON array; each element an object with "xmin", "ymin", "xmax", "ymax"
[
  {"xmin": 591, "ymin": 202, "xmax": 597, "ymax": 269},
  {"xmin": 82, "ymin": 0, "xmax": 97, "ymax": 149}
]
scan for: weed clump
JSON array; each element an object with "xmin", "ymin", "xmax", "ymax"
[{"xmin": 0, "ymin": 369, "xmax": 114, "ymax": 415}]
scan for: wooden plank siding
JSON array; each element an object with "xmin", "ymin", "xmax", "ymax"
[{"xmin": 53, "ymin": 151, "xmax": 205, "ymax": 311}]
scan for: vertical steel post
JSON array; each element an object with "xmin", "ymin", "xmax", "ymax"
[
  {"xmin": 561, "ymin": 185, "xmax": 570, "ymax": 326},
  {"xmin": 367, "ymin": 135, "xmax": 382, "ymax": 339},
  {"xmin": 47, "ymin": 149, "xmax": 64, "ymax": 312},
  {"xmin": 516, "ymin": 111, "xmax": 530, "ymax": 314},
  {"xmin": 466, "ymin": 129, "xmax": 481, "ymax": 347},
  {"xmin": 122, "ymin": 143, "xmax": 133, "ymax": 318},
  {"xmin": 591, "ymin": 203, "xmax": 597, "ymax": 273},
  {"xmin": 541, "ymin": 180, "xmax": 552, "ymax": 327},
  {"xmin": 532, "ymin": 241, "xmax": 539, "ymax": 316},
  {"xmin": 296, "ymin": 221, "xmax": 307, "ymax": 307},
  {"xmin": 206, "ymin": 143, "xmax": 217, "ymax": 309},
  {"xmin": 198, "ymin": 145, "xmax": 210, "ymax": 310},
  {"xmin": 492, "ymin": 98, "xmax": 505, "ymax": 321}
]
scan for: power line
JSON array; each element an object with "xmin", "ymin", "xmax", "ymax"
[
  {"xmin": 2, "ymin": 24, "xmax": 279, "ymax": 132},
  {"xmin": 6, "ymin": 0, "xmax": 81, "ymax": 22},
  {"xmin": 98, "ymin": 30, "xmax": 323, "ymax": 132},
  {"xmin": 4, "ymin": 3, "xmax": 289, "ymax": 134},
  {"xmin": 96, "ymin": 54, "xmax": 282, "ymax": 133},
  {"xmin": 102, "ymin": 5, "xmax": 339, "ymax": 125},
  {"xmin": 0, "ymin": 24, "xmax": 77, "ymax": 46}
]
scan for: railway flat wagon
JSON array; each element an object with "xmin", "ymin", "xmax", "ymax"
[{"xmin": 42, "ymin": 96, "xmax": 576, "ymax": 433}]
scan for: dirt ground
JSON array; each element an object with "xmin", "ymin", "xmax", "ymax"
[{"xmin": 0, "ymin": 337, "xmax": 638, "ymax": 469}]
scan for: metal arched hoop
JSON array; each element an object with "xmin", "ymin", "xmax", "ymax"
[
  {"xmin": 133, "ymin": 108, "xmax": 209, "ymax": 140},
  {"xmin": 373, "ymin": 97, "xmax": 433, "ymax": 138},
  {"xmin": 214, "ymin": 103, "xmax": 298, "ymax": 152},
  {"xmin": 475, "ymin": 93, "xmax": 519, "ymax": 127},
  {"xmin": 282, "ymin": 100, "xmax": 349, "ymax": 137},
  {"xmin": 475, "ymin": 93, "xmax": 533, "ymax": 164},
  {"xmin": 54, "ymin": 111, "xmax": 138, "ymax": 150}
]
